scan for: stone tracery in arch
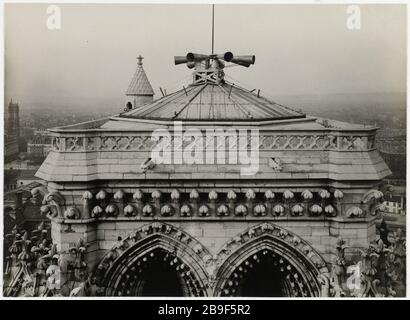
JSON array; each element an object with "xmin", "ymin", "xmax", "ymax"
[
  {"xmin": 94, "ymin": 222, "xmax": 211, "ymax": 297},
  {"xmin": 211, "ymin": 222, "xmax": 330, "ymax": 297}
]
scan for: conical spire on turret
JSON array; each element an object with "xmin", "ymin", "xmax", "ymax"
[{"xmin": 125, "ymin": 55, "xmax": 154, "ymax": 110}]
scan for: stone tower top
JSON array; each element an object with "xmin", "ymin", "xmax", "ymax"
[{"xmin": 125, "ymin": 54, "xmax": 154, "ymax": 110}]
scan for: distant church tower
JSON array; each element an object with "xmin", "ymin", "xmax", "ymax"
[
  {"xmin": 125, "ymin": 55, "xmax": 154, "ymax": 110},
  {"xmin": 4, "ymin": 99, "xmax": 20, "ymax": 161}
]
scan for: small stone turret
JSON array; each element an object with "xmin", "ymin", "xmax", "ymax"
[{"xmin": 125, "ymin": 55, "xmax": 154, "ymax": 110}]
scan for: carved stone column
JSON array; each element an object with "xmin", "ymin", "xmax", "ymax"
[
  {"xmin": 264, "ymin": 190, "xmax": 275, "ymax": 216},
  {"xmin": 114, "ymin": 190, "xmax": 125, "ymax": 216},
  {"xmin": 227, "ymin": 190, "xmax": 237, "ymax": 216},
  {"xmin": 171, "ymin": 189, "xmax": 181, "ymax": 216},
  {"xmin": 189, "ymin": 189, "xmax": 199, "ymax": 216},
  {"xmin": 133, "ymin": 189, "xmax": 144, "ymax": 216},
  {"xmin": 82, "ymin": 191, "xmax": 93, "ymax": 219},
  {"xmin": 208, "ymin": 190, "xmax": 218, "ymax": 216}
]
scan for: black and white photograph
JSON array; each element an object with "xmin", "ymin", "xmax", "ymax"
[{"xmin": 1, "ymin": 1, "xmax": 407, "ymax": 302}]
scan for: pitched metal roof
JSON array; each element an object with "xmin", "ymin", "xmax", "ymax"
[
  {"xmin": 125, "ymin": 57, "xmax": 154, "ymax": 96},
  {"xmin": 121, "ymin": 82, "xmax": 305, "ymax": 121}
]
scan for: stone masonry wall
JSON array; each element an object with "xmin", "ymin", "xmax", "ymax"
[{"xmin": 51, "ymin": 218, "xmax": 377, "ymax": 271}]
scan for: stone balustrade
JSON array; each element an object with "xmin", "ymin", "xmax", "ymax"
[{"xmin": 50, "ymin": 131, "xmax": 377, "ymax": 153}]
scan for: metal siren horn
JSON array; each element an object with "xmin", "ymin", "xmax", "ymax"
[
  {"xmin": 223, "ymin": 52, "xmax": 255, "ymax": 68},
  {"xmin": 174, "ymin": 56, "xmax": 188, "ymax": 65},
  {"xmin": 186, "ymin": 52, "xmax": 209, "ymax": 62}
]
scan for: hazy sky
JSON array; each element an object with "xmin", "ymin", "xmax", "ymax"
[{"xmin": 5, "ymin": 4, "xmax": 407, "ymax": 112}]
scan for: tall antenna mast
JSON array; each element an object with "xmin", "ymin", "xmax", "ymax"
[
  {"xmin": 174, "ymin": 5, "xmax": 256, "ymax": 85},
  {"xmin": 211, "ymin": 4, "xmax": 215, "ymax": 55}
]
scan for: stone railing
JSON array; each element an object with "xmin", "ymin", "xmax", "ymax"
[{"xmin": 50, "ymin": 132, "xmax": 377, "ymax": 153}]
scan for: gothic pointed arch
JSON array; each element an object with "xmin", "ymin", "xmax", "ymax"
[
  {"xmin": 212, "ymin": 222, "xmax": 330, "ymax": 297},
  {"xmin": 94, "ymin": 222, "xmax": 211, "ymax": 297}
]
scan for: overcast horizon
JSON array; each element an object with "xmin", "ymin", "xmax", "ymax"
[{"xmin": 4, "ymin": 4, "xmax": 407, "ymax": 113}]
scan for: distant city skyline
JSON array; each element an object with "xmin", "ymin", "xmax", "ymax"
[{"xmin": 5, "ymin": 4, "xmax": 406, "ymax": 113}]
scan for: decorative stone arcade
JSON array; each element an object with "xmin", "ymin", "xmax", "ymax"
[{"xmin": 34, "ymin": 53, "xmax": 391, "ymax": 297}]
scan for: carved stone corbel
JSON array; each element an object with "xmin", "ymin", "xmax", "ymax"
[
  {"xmin": 64, "ymin": 206, "xmax": 81, "ymax": 220},
  {"xmin": 361, "ymin": 189, "xmax": 384, "ymax": 216},
  {"xmin": 42, "ymin": 192, "xmax": 65, "ymax": 218}
]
